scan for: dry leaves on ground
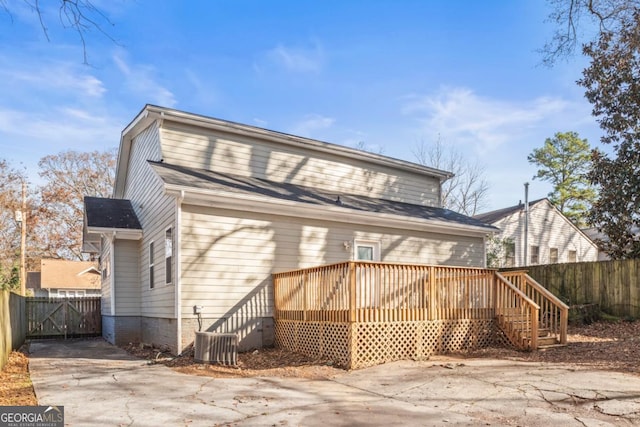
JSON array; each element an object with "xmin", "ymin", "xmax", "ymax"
[
  {"xmin": 125, "ymin": 320, "xmax": 640, "ymax": 378},
  {"xmin": 0, "ymin": 347, "xmax": 37, "ymax": 406},
  {"xmin": 462, "ymin": 320, "xmax": 640, "ymax": 375}
]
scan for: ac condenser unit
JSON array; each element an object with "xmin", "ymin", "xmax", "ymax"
[{"xmin": 194, "ymin": 332, "xmax": 238, "ymax": 365}]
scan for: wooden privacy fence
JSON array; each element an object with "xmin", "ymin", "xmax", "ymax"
[
  {"xmin": 27, "ymin": 297, "xmax": 101, "ymax": 339},
  {"xmin": 274, "ymin": 261, "xmax": 566, "ymax": 369},
  {"xmin": 508, "ymin": 260, "xmax": 640, "ymax": 318},
  {"xmin": 0, "ymin": 290, "xmax": 26, "ymax": 371}
]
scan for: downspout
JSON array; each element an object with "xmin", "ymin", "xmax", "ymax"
[
  {"xmin": 175, "ymin": 190, "xmax": 184, "ymax": 354},
  {"xmin": 110, "ymin": 232, "xmax": 116, "ymax": 316},
  {"xmin": 524, "ymin": 183, "xmax": 529, "ymax": 266}
]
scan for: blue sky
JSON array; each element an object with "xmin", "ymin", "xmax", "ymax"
[{"xmin": 0, "ymin": 1, "xmax": 602, "ymax": 211}]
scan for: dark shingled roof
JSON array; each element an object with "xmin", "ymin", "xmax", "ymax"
[
  {"xmin": 84, "ymin": 196, "xmax": 142, "ymax": 229},
  {"xmin": 149, "ymin": 161, "xmax": 497, "ymax": 231},
  {"xmin": 474, "ymin": 198, "xmax": 546, "ymax": 224}
]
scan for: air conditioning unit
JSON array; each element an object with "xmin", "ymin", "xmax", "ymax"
[{"xmin": 194, "ymin": 332, "xmax": 238, "ymax": 365}]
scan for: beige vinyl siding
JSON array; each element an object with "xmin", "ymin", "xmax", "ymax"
[
  {"xmin": 160, "ymin": 122, "xmax": 440, "ymax": 207},
  {"xmin": 123, "ymin": 123, "xmax": 176, "ymax": 318},
  {"xmin": 113, "ymin": 240, "xmax": 140, "ymax": 315},
  {"xmin": 100, "ymin": 240, "xmax": 112, "ymax": 316},
  {"xmin": 179, "ymin": 204, "xmax": 484, "ymax": 318},
  {"xmin": 494, "ymin": 201, "xmax": 598, "ymax": 266}
]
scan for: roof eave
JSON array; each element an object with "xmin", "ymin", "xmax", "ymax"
[{"xmin": 165, "ymin": 184, "xmax": 496, "ymax": 238}]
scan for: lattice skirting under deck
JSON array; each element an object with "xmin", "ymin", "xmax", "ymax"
[{"xmin": 275, "ymin": 319, "xmax": 498, "ymax": 369}]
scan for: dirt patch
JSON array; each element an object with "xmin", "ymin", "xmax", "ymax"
[
  {"xmin": 123, "ymin": 320, "xmax": 640, "ymax": 378},
  {"xmin": 461, "ymin": 320, "xmax": 640, "ymax": 375},
  {"xmin": 123, "ymin": 344, "xmax": 343, "ymax": 379},
  {"xmin": 0, "ymin": 347, "xmax": 37, "ymax": 406}
]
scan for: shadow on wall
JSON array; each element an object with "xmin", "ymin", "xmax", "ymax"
[{"xmin": 200, "ymin": 279, "xmax": 273, "ymax": 351}]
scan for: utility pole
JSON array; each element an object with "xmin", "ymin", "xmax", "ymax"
[{"xmin": 20, "ymin": 180, "xmax": 27, "ymax": 296}]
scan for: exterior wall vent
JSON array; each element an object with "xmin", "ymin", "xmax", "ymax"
[{"xmin": 194, "ymin": 332, "xmax": 238, "ymax": 365}]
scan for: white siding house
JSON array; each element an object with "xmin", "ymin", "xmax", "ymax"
[
  {"xmin": 84, "ymin": 105, "xmax": 498, "ymax": 354},
  {"xmin": 475, "ymin": 198, "xmax": 599, "ymax": 268}
]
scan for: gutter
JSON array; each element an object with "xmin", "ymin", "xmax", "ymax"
[{"xmin": 164, "ymin": 185, "xmax": 496, "ymax": 238}]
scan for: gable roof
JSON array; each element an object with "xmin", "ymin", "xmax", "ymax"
[
  {"xmin": 115, "ymin": 105, "xmax": 454, "ymax": 198},
  {"xmin": 150, "ymin": 161, "xmax": 498, "ymax": 234},
  {"xmin": 39, "ymin": 259, "xmax": 100, "ymax": 290},
  {"xmin": 473, "ymin": 198, "xmax": 546, "ymax": 224}
]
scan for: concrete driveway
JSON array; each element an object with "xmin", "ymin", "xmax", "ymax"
[{"xmin": 29, "ymin": 339, "xmax": 640, "ymax": 427}]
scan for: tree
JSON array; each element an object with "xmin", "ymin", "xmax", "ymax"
[
  {"xmin": 0, "ymin": 160, "xmax": 28, "ymax": 289},
  {"xmin": 413, "ymin": 138, "xmax": 489, "ymax": 216},
  {"xmin": 527, "ymin": 131, "xmax": 596, "ymax": 226},
  {"xmin": 0, "ymin": 0, "xmax": 117, "ymax": 63},
  {"xmin": 541, "ymin": 0, "xmax": 640, "ymax": 66},
  {"xmin": 35, "ymin": 149, "xmax": 116, "ymax": 260},
  {"xmin": 578, "ymin": 11, "xmax": 640, "ymax": 258}
]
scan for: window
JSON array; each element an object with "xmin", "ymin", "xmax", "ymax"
[
  {"xmin": 530, "ymin": 245, "xmax": 539, "ymax": 265},
  {"xmin": 549, "ymin": 248, "xmax": 558, "ymax": 264},
  {"xmin": 504, "ymin": 240, "xmax": 515, "ymax": 267},
  {"xmin": 568, "ymin": 250, "xmax": 577, "ymax": 263},
  {"xmin": 165, "ymin": 228, "xmax": 173, "ymax": 284},
  {"xmin": 149, "ymin": 241, "xmax": 155, "ymax": 289},
  {"xmin": 354, "ymin": 240, "xmax": 380, "ymax": 261}
]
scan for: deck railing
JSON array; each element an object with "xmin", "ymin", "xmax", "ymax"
[
  {"xmin": 274, "ymin": 262, "xmax": 500, "ymax": 324},
  {"xmin": 495, "ymin": 272, "xmax": 539, "ymax": 349},
  {"xmin": 500, "ymin": 270, "xmax": 569, "ymax": 345},
  {"xmin": 273, "ymin": 262, "xmax": 569, "ymax": 366}
]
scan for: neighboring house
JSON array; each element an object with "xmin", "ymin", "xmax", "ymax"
[
  {"xmin": 82, "ymin": 105, "xmax": 497, "ymax": 354},
  {"xmin": 475, "ymin": 198, "xmax": 598, "ymax": 268},
  {"xmin": 26, "ymin": 259, "xmax": 101, "ymax": 298},
  {"xmin": 581, "ymin": 227, "xmax": 612, "ymax": 261}
]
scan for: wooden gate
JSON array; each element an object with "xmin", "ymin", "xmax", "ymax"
[{"xmin": 26, "ymin": 297, "xmax": 101, "ymax": 339}]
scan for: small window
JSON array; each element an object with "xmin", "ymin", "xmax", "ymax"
[
  {"xmin": 530, "ymin": 245, "xmax": 539, "ymax": 265},
  {"xmin": 504, "ymin": 240, "xmax": 515, "ymax": 267},
  {"xmin": 149, "ymin": 241, "xmax": 155, "ymax": 289},
  {"xmin": 165, "ymin": 228, "xmax": 173, "ymax": 284},
  {"xmin": 549, "ymin": 248, "xmax": 558, "ymax": 264},
  {"xmin": 568, "ymin": 250, "xmax": 577, "ymax": 263},
  {"xmin": 354, "ymin": 240, "xmax": 381, "ymax": 261}
]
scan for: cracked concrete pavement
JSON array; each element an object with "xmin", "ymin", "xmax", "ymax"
[{"xmin": 28, "ymin": 339, "xmax": 640, "ymax": 426}]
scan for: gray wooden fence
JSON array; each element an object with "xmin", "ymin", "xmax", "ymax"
[
  {"xmin": 26, "ymin": 297, "xmax": 101, "ymax": 339},
  {"xmin": 503, "ymin": 259, "xmax": 640, "ymax": 318}
]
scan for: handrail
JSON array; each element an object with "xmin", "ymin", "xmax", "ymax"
[
  {"xmin": 495, "ymin": 272, "xmax": 540, "ymax": 349},
  {"xmin": 500, "ymin": 271, "xmax": 568, "ymax": 345}
]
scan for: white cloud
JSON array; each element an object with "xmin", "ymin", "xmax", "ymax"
[
  {"xmin": 113, "ymin": 53, "xmax": 177, "ymax": 107},
  {"xmin": 2, "ymin": 64, "xmax": 106, "ymax": 98},
  {"xmin": 264, "ymin": 41, "xmax": 325, "ymax": 73},
  {"xmin": 289, "ymin": 114, "xmax": 335, "ymax": 137},
  {"xmin": 402, "ymin": 87, "xmax": 572, "ymax": 152}
]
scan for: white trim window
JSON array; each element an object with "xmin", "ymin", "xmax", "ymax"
[
  {"xmin": 354, "ymin": 239, "xmax": 381, "ymax": 262},
  {"xmin": 165, "ymin": 227, "xmax": 173, "ymax": 285},
  {"xmin": 149, "ymin": 241, "xmax": 155, "ymax": 289}
]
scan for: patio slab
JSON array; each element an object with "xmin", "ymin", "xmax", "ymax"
[{"xmin": 28, "ymin": 339, "xmax": 640, "ymax": 426}]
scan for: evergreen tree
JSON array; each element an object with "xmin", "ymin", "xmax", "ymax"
[{"xmin": 527, "ymin": 132, "xmax": 596, "ymax": 226}]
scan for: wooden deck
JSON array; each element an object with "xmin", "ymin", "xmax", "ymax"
[{"xmin": 273, "ymin": 262, "xmax": 568, "ymax": 369}]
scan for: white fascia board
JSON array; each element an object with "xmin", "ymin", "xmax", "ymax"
[
  {"xmin": 86, "ymin": 227, "xmax": 143, "ymax": 240},
  {"xmin": 164, "ymin": 184, "xmax": 493, "ymax": 238}
]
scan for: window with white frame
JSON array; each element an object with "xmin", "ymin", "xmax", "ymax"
[
  {"xmin": 568, "ymin": 250, "xmax": 577, "ymax": 263},
  {"xmin": 354, "ymin": 240, "xmax": 381, "ymax": 261},
  {"xmin": 149, "ymin": 241, "xmax": 155, "ymax": 289},
  {"xmin": 165, "ymin": 228, "xmax": 173, "ymax": 285},
  {"xmin": 549, "ymin": 247, "xmax": 558, "ymax": 264}
]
